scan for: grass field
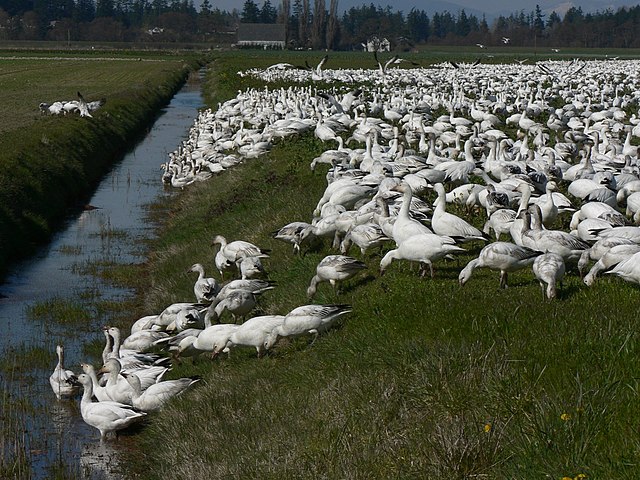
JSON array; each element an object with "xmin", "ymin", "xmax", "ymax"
[
  {"xmin": 114, "ymin": 50, "xmax": 640, "ymax": 478},
  {"xmin": 0, "ymin": 49, "xmax": 206, "ymax": 276},
  {"xmin": 0, "ymin": 50, "xmax": 202, "ymax": 134}
]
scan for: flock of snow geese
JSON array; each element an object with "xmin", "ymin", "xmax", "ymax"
[{"xmin": 52, "ymin": 54, "xmax": 640, "ymax": 440}]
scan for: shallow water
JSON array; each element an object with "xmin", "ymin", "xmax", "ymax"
[{"xmin": 0, "ymin": 74, "xmax": 203, "ymax": 478}]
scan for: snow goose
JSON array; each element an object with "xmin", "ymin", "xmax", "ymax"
[
  {"xmin": 273, "ymin": 304, "xmax": 352, "ymax": 344},
  {"xmin": 389, "ymin": 183, "xmax": 433, "ymax": 244},
  {"xmin": 607, "ymin": 250, "xmax": 640, "ymax": 284},
  {"xmin": 103, "ymin": 326, "xmax": 170, "ymax": 369},
  {"xmin": 459, "ymin": 241, "xmax": 542, "ymax": 288},
  {"xmin": 183, "ymin": 323, "xmax": 239, "ymax": 359},
  {"xmin": 340, "ymin": 223, "xmax": 390, "ymax": 255},
  {"xmin": 205, "ymin": 289, "xmax": 260, "ymax": 324},
  {"xmin": 432, "ymin": 183, "xmax": 487, "ymax": 242},
  {"xmin": 80, "ymin": 363, "xmax": 112, "ymax": 403},
  {"xmin": 123, "ymin": 374, "xmax": 200, "ymax": 413},
  {"xmin": 532, "ymin": 253, "xmax": 566, "ymax": 299},
  {"xmin": 188, "ymin": 263, "xmax": 220, "ymax": 302},
  {"xmin": 212, "ymin": 235, "xmax": 270, "ymax": 266},
  {"xmin": 521, "ymin": 208, "xmax": 590, "ymax": 263},
  {"xmin": 577, "ymin": 236, "xmax": 636, "ymax": 277},
  {"xmin": 49, "ymin": 345, "xmax": 80, "ymax": 400},
  {"xmin": 237, "ymin": 255, "xmax": 267, "ymax": 279},
  {"xmin": 379, "ymin": 233, "xmax": 464, "ymax": 278},
  {"xmin": 584, "ymin": 244, "xmax": 640, "ymax": 286},
  {"xmin": 225, "ymin": 315, "xmax": 286, "ymax": 357},
  {"xmin": 100, "ymin": 357, "xmax": 168, "ymax": 402},
  {"xmin": 272, "ymin": 221, "xmax": 311, "ymax": 254},
  {"xmin": 75, "ymin": 374, "xmax": 146, "ymax": 441},
  {"xmin": 307, "ymin": 255, "xmax": 367, "ymax": 299}
]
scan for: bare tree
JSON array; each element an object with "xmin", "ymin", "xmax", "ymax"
[
  {"xmin": 325, "ymin": 0, "xmax": 338, "ymax": 50},
  {"xmin": 311, "ymin": 0, "xmax": 326, "ymax": 49},
  {"xmin": 299, "ymin": 0, "xmax": 309, "ymax": 48},
  {"xmin": 280, "ymin": 0, "xmax": 290, "ymax": 46}
]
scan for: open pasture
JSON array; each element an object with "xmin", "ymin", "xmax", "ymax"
[
  {"xmin": 113, "ymin": 50, "xmax": 640, "ymax": 479},
  {"xmin": 0, "ymin": 50, "xmax": 200, "ymax": 135}
]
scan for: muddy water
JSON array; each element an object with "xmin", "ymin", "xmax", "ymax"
[{"xmin": 0, "ymin": 73, "xmax": 203, "ymax": 478}]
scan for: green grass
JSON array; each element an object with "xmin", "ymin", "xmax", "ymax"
[
  {"xmin": 0, "ymin": 49, "xmax": 207, "ymax": 277},
  {"xmin": 119, "ymin": 50, "xmax": 640, "ymax": 477}
]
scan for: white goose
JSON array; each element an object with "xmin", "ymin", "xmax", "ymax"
[
  {"xmin": 272, "ymin": 221, "xmax": 311, "ymax": 254},
  {"xmin": 124, "ymin": 374, "xmax": 200, "ymax": 413},
  {"xmin": 606, "ymin": 250, "xmax": 640, "ymax": 284},
  {"xmin": 225, "ymin": 315, "xmax": 286, "ymax": 357},
  {"xmin": 212, "ymin": 235, "xmax": 270, "ymax": 265},
  {"xmin": 379, "ymin": 233, "xmax": 464, "ymax": 278},
  {"xmin": 432, "ymin": 183, "xmax": 487, "ymax": 242},
  {"xmin": 49, "ymin": 345, "xmax": 80, "ymax": 399},
  {"xmin": 80, "ymin": 363, "xmax": 112, "ymax": 402},
  {"xmin": 205, "ymin": 289, "xmax": 260, "ymax": 324},
  {"xmin": 307, "ymin": 255, "xmax": 367, "ymax": 299},
  {"xmin": 532, "ymin": 252, "xmax": 566, "ymax": 299},
  {"xmin": 273, "ymin": 304, "xmax": 352, "ymax": 343},
  {"xmin": 521, "ymin": 207, "xmax": 590, "ymax": 263},
  {"xmin": 584, "ymin": 244, "xmax": 640, "ymax": 286},
  {"xmin": 187, "ymin": 263, "xmax": 220, "ymax": 302},
  {"xmin": 75, "ymin": 374, "xmax": 146, "ymax": 441},
  {"xmin": 180, "ymin": 323, "xmax": 239, "ymax": 359},
  {"xmin": 390, "ymin": 183, "xmax": 433, "ymax": 244},
  {"xmin": 459, "ymin": 241, "xmax": 542, "ymax": 288}
]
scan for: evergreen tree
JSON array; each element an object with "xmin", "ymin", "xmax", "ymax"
[
  {"xmin": 241, "ymin": 0, "xmax": 259, "ymax": 22},
  {"xmin": 533, "ymin": 4, "xmax": 545, "ymax": 34},
  {"xmin": 260, "ymin": 0, "xmax": 276, "ymax": 23}
]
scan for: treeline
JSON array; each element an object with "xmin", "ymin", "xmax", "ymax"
[{"xmin": 1, "ymin": 0, "xmax": 640, "ymax": 48}]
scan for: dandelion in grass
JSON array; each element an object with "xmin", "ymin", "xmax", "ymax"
[
  {"xmin": 484, "ymin": 423, "xmax": 492, "ymax": 433},
  {"xmin": 560, "ymin": 413, "xmax": 571, "ymax": 421}
]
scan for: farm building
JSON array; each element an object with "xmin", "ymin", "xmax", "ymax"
[{"xmin": 236, "ymin": 23, "xmax": 286, "ymax": 49}]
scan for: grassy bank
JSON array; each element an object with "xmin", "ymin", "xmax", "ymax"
[
  {"xmin": 0, "ymin": 51, "xmax": 206, "ymax": 277},
  {"xmin": 122, "ymin": 52, "xmax": 640, "ymax": 479}
]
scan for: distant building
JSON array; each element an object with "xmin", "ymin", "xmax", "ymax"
[
  {"xmin": 236, "ymin": 23, "xmax": 286, "ymax": 49},
  {"xmin": 362, "ymin": 36, "xmax": 390, "ymax": 52}
]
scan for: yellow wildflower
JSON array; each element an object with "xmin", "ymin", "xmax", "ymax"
[
  {"xmin": 560, "ymin": 413, "xmax": 571, "ymax": 421},
  {"xmin": 484, "ymin": 423, "xmax": 491, "ymax": 433}
]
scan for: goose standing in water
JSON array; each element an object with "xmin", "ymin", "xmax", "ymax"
[
  {"xmin": 532, "ymin": 252, "xmax": 566, "ymax": 299},
  {"xmin": 459, "ymin": 241, "xmax": 542, "ymax": 288},
  {"xmin": 74, "ymin": 374, "xmax": 146, "ymax": 441},
  {"xmin": 49, "ymin": 345, "xmax": 80, "ymax": 399},
  {"xmin": 307, "ymin": 255, "xmax": 367, "ymax": 299}
]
